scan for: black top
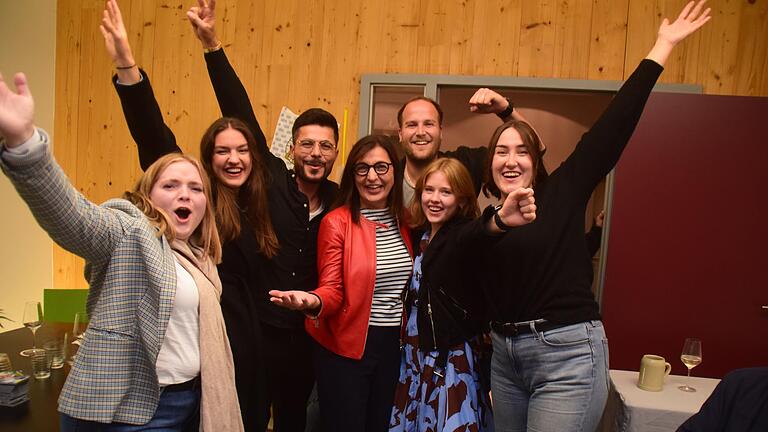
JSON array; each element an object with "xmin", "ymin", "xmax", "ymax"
[
  {"xmin": 477, "ymin": 59, "xmax": 664, "ymax": 325},
  {"xmin": 113, "ymin": 48, "xmax": 337, "ymax": 329},
  {"xmin": 585, "ymin": 223, "xmax": 603, "ymax": 258},
  {"xmin": 398, "ymin": 145, "xmax": 488, "ymax": 197},
  {"xmin": 112, "ymin": 57, "xmax": 270, "ymax": 430}
]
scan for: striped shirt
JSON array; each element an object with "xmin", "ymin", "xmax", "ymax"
[{"xmin": 361, "ymin": 208, "xmax": 412, "ymax": 327}]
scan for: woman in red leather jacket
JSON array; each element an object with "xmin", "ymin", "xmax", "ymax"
[{"xmin": 270, "ymin": 135, "xmax": 413, "ymax": 432}]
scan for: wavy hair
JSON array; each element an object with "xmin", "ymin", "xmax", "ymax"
[
  {"xmin": 199, "ymin": 117, "xmax": 279, "ymax": 258},
  {"xmin": 124, "ymin": 153, "xmax": 222, "ymax": 262},
  {"xmin": 409, "ymin": 158, "xmax": 480, "ymax": 229}
]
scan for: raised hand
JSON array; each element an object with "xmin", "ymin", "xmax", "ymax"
[
  {"xmin": 269, "ymin": 289, "xmax": 321, "ymax": 312},
  {"xmin": 99, "ymin": 0, "xmax": 135, "ymax": 69},
  {"xmin": 187, "ymin": 0, "xmax": 219, "ymax": 49},
  {"xmin": 646, "ymin": 0, "xmax": 711, "ymax": 66},
  {"xmin": 469, "ymin": 88, "xmax": 510, "ymax": 115},
  {"xmin": 496, "ymin": 187, "xmax": 536, "ymax": 229},
  {"xmin": 0, "ymin": 72, "xmax": 35, "ymax": 148},
  {"xmin": 659, "ymin": 0, "xmax": 711, "ymax": 46}
]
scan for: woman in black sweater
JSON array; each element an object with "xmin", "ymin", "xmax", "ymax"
[
  {"xmin": 100, "ymin": 1, "xmax": 279, "ymax": 430},
  {"xmin": 476, "ymin": 2, "xmax": 711, "ymax": 431}
]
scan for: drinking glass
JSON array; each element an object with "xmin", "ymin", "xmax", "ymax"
[
  {"xmin": 678, "ymin": 337, "xmax": 702, "ymax": 392},
  {"xmin": 29, "ymin": 348, "xmax": 51, "ymax": 379},
  {"xmin": 0, "ymin": 353, "xmax": 12, "ymax": 372},
  {"xmin": 20, "ymin": 301, "xmax": 43, "ymax": 357},
  {"xmin": 43, "ymin": 336, "xmax": 66, "ymax": 369}
]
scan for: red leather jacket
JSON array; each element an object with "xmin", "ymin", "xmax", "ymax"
[{"xmin": 306, "ymin": 205, "xmax": 413, "ymax": 360}]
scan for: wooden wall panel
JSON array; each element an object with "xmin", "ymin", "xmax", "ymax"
[{"xmin": 53, "ymin": 0, "xmax": 768, "ymax": 288}]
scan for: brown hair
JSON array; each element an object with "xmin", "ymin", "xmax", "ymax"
[
  {"xmin": 482, "ymin": 120, "xmax": 548, "ymax": 199},
  {"xmin": 124, "ymin": 153, "xmax": 222, "ymax": 262},
  {"xmin": 334, "ymin": 135, "xmax": 404, "ymax": 224},
  {"xmin": 396, "ymin": 96, "xmax": 444, "ymax": 128},
  {"xmin": 199, "ymin": 117, "xmax": 279, "ymax": 258},
  {"xmin": 409, "ymin": 158, "xmax": 480, "ymax": 229}
]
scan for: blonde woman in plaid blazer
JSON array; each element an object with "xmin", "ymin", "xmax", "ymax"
[{"xmin": 0, "ymin": 72, "xmax": 243, "ymax": 431}]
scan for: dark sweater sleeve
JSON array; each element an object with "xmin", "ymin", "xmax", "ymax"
[
  {"xmin": 444, "ymin": 146, "xmax": 489, "ymax": 196},
  {"xmin": 585, "ymin": 224, "xmax": 602, "ymax": 257},
  {"xmin": 112, "ymin": 71, "xmax": 182, "ymax": 171},
  {"xmin": 564, "ymin": 59, "xmax": 664, "ymax": 198},
  {"xmin": 203, "ymin": 49, "xmax": 270, "ymax": 159}
]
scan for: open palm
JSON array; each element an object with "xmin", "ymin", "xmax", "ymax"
[
  {"xmin": 658, "ymin": 0, "xmax": 711, "ymax": 45},
  {"xmin": 0, "ymin": 73, "xmax": 34, "ymax": 147}
]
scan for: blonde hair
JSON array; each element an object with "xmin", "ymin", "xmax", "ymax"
[
  {"xmin": 124, "ymin": 153, "xmax": 222, "ymax": 262},
  {"xmin": 409, "ymin": 158, "xmax": 480, "ymax": 229}
]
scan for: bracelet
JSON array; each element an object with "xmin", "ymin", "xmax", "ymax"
[
  {"xmin": 496, "ymin": 97, "xmax": 514, "ymax": 120},
  {"xmin": 493, "ymin": 210, "xmax": 514, "ymax": 232},
  {"xmin": 203, "ymin": 42, "xmax": 222, "ymax": 53},
  {"xmin": 116, "ymin": 64, "xmax": 136, "ymax": 70}
]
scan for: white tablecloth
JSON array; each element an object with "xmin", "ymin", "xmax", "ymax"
[{"xmin": 600, "ymin": 369, "xmax": 720, "ymax": 432}]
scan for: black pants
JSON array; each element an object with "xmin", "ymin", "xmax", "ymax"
[
  {"xmin": 261, "ymin": 323, "xmax": 316, "ymax": 432},
  {"xmin": 313, "ymin": 326, "xmax": 401, "ymax": 432}
]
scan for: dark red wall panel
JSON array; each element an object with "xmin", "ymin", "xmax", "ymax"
[{"xmin": 603, "ymin": 92, "xmax": 768, "ymax": 378}]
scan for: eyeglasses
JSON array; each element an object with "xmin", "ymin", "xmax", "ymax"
[
  {"xmin": 354, "ymin": 162, "xmax": 392, "ymax": 177},
  {"xmin": 294, "ymin": 139, "xmax": 336, "ymax": 156}
]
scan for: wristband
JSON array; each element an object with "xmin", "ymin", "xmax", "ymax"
[
  {"xmin": 496, "ymin": 98, "xmax": 514, "ymax": 120},
  {"xmin": 203, "ymin": 42, "xmax": 222, "ymax": 53},
  {"xmin": 116, "ymin": 64, "xmax": 136, "ymax": 70},
  {"xmin": 493, "ymin": 210, "xmax": 514, "ymax": 232}
]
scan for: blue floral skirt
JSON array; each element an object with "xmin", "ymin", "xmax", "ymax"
[{"xmin": 389, "ymin": 306, "xmax": 494, "ymax": 432}]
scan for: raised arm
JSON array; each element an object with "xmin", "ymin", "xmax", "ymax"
[
  {"xmin": 0, "ymin": 73, "xmax": 136, "ymax": 263},
  {"xmin": 101, "ymin": 0, "xmax": 181, "ymax": 170},
  {"xmin": 187, "ymin": 0, "xmax": 270, "ymax": 157},
  {"xmin": 566, "ymin": 0, "xmax": 711, "ymax": 194},
  {"xmin": 469, "ymin": 88, "xmax": 546, "ymax": 152},
  {"xmin": 645, "ymin": 0, "xmax": 711, "ymax": 67}
]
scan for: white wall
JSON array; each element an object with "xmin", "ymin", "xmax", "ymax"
[{"xmin": 0, "ymin": 0, "xmax": 57, "ymax": 331}]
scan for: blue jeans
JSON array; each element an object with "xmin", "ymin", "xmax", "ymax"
[
  {"xmin": 490, "ymin": 320, "xmax": 609, "ymax": 432},
  {"xmin": 60, "ymin": 386, "xmax": 200, "ymax": 431}
]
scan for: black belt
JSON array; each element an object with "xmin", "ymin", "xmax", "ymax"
[
  {"xmin": 490, "ymin": 319, "xmax": 565, "ymax": 336},
  {"xmin": 163, "ymin": 376, "xmax": 200, "ymax": 392}
]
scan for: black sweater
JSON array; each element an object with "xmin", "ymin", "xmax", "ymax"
[
  {"xmin": 478, "ymin": 59, "xmax": 663, "ymax": 325},
  {"xmin": 113, "ymin": 49, "xmax": 337, "ymax": 329}
]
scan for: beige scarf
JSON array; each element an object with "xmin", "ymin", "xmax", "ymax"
[{"xmin": 170, "ymin": 240, "xmax": 244, "ymax": 432}]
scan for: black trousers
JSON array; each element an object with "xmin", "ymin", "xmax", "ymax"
[
  {"xmin": 261, "ymin": 323, "xmax": 316, "ymax": 432},
  {"xmin": 313, "ymin": 326, "xmax": 401, "ymax": 432}
]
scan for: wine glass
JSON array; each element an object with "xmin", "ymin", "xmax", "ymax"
[
  {"xmin": 20, "ymin": 301, "xmax": 43, "ymax": 357},
  {"xmin": 67, "ymin": 312, "xmax": 86, "ymax": 365},
  {"xmin": 678, "ymin": 337, "xmax": 702, "ymax": 392}
]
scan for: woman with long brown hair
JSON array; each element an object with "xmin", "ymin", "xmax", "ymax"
[{"xmin": 100, "ymin": 1, "xmax": 278, "ymax": 429}]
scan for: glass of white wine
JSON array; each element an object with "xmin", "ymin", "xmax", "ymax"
[
  {"xmin": 20, "ymin": 301, "xmax": 43, "ymax": 357},
  {"xmin": 678, "ymin": 337, "xmax": 702, "ymax": 392}
]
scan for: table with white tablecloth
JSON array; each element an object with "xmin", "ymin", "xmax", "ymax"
[{"xmin": 600, "ymin": 369, "xmax": 721, "ymax": 432}]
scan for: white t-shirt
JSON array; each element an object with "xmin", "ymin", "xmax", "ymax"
[{"xmin": 156, "ymin": 257, "xmax": 200, "ymax": 385}]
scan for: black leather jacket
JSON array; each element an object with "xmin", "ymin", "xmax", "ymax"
[{"xmin": 405, "ymin": 217, "xmax": 490, "ymax": 355}]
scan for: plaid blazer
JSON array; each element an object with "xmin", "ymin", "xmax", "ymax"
[{"xmin": 1, "ymin": 130, "xmax": 176, "ymax": 425}]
